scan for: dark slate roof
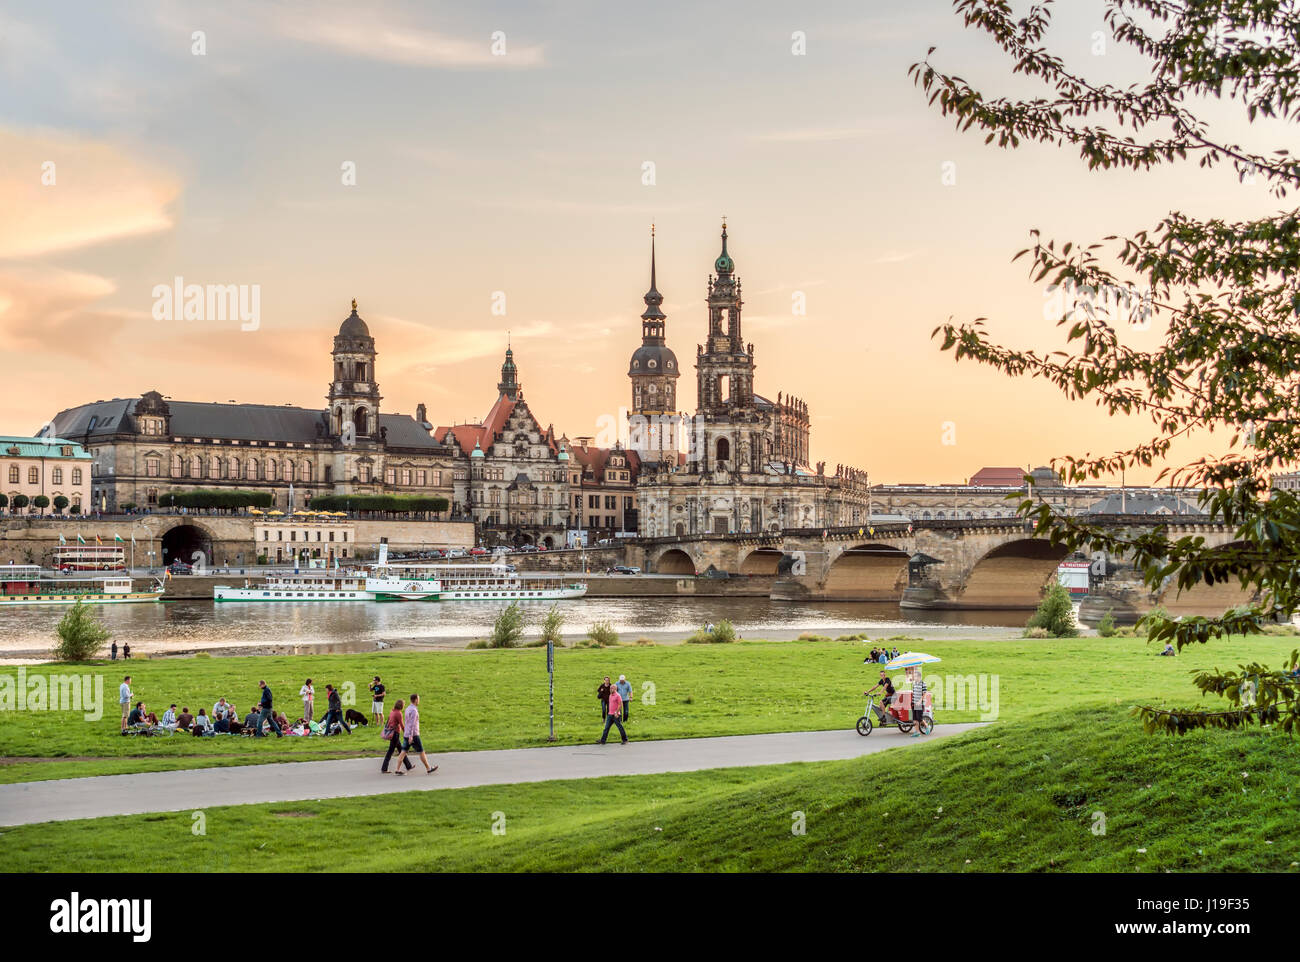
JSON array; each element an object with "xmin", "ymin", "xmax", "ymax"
[
  {"xmin": 1085, "ymin": 492, "xmax": 1205, "ymax": 516},
  {"xmin": 49, "ymin": 397, "xmax": 446, "ymax": 449}
]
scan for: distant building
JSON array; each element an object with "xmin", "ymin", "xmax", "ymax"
[
  {"xmin": 44, "ymin": 302, "xmax": 458, "ymax": 513},
  {"xmin": 1, "ymin": 436, "xmax": 93, "ymax": 514},
  {"xmin": 566, "ymin": 440, "xmax": 640, "ymax": 535},
  {"xmin": 435, "ymin": 348, "xmax": 570, "ymax": 547}
]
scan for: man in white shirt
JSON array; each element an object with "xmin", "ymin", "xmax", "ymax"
[
  {"xmin": 161, "ymin": 704, "xmax": 177, "ymax": 730},
  {"xmin": 119, "ymin": 675, "xmax": 132, "ymax": 732}
]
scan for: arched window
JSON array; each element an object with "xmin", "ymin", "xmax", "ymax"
[
  {"xmin": 52, "ymin": 468, "xmax": 63, "ymax": 484},
  {"xmin": 283, "ymin": 459, "xmax": 294, "ymax": 483},
  {"xmin": 716, "ymin": 437, "xmax": 730, "ymax": 462},
  {"xmin": 247, "ymin": 459, "xmax": 259, "ymax": 480},
  {"xmin": 300, "ymin": 461, "xmax": 312, "ymax": 482},
  {"xmin": 231, "ymin": 457, "xmax": 240, "ymax": 479},
  {"xmin": 266, "ymin": 459, "xmax": 277, "ymax": 481},
  {"xmin": 171, "ymin": 454, "xmax": 183, "ymax": 478},
  {"xmin": 7, "ymin": 465, "xmax": 16, "ymax": 483},
  {"xmin": 189, "ymin": 455, "xmax": 201, "ymax": 478},
  {"xmin": 353, "ymin": 408, "xmax": 369, "ymax": 436}
]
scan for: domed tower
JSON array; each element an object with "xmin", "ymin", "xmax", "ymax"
[
  {"xmin": 328, "ymin": 299, "xmax": 381, "ymax": 441},
  {"xmin": 628, "ymin": 227, "xmax": 681, "ymax": 462},
  {"xmin": 497, "ymin": 344, "xmax": 521, "ymax": 400}
]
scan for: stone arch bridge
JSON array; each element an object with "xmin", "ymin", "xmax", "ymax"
[{"xmin": 630, "ymin": 516, "xmax": 1245, "ymax": 612}]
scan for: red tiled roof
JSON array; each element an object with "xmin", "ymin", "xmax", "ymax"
[
  {"xmin": 969, "ymin": 466, "xmax": 1026, "ymax": 487},
  {"xmin": 569, "ymin": 444, "xmax": 641, "ymax": 483},
  {"xmin": 434, "ymin": 393, "xmax": 520, "ymax": 457}
]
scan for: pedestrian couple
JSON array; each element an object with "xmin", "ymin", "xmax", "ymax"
[
  {"xmin": 596, "ymin": 674, "xmax": 632, "ymax": 745},
  {"xmin": 381, "ymin": 693, "xmax": 437, "ymax": 775}
]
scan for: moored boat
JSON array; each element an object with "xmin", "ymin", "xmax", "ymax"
[
  {"xmin": 213, "ymin": 571, "xmax": 373, "ymax": 602},
  {"xmin": 0, "ymin": 565, "xmax": 164, "ymax": 605}
]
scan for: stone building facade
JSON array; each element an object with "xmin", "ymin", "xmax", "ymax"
[
  {"xmin": 1, "ymin": 436, "xmax": 93, "ymax": 514},
  {"xmin": 43, "ymin": 302, "xmax": 458, "ymax": 513},
  {"xmin": 435, "ymin": 348, "xmax": 570, "ymax": 546},
  {"xmin": 566, "ymin": 440, "xmax": 640, "ymax": 536},
  {"xmin": 632, "ymin": 224, "xmax": 872, "ymax": 537}
]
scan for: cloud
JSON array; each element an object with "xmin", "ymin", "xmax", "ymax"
[
  {"xmin": 0, "ymin": 127, "xmax": 180, "ymax": 258},
  {"xmin": 257, "ymin": 5, "xmax": 544, "ymax": 69},
  {"xmin": 0, "ymin": 263, "xmax": 132, "ymax": 357}
]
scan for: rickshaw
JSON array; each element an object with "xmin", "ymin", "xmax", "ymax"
[{"xmin": 855, "ymin": 650, "xmax": 939, "ymax": 736}]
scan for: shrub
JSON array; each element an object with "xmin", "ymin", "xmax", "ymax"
[
  {"xmin": 32, "ymin": 495, "xmax": 50, "ymax": 514},
  {"xmin": 796, "ymin": 632, "xmax": 833, "ymax": 643},
  {"xmin": 0, "ymin": 494, "xmax": 7, "ymax": 510},
  {"xmin": 1024, "ymin": 626, "xmax": 1049, "ymax": 639},
  {"xmin": 538, "ymin": 605, "xmax": 565, "ymax": 646},
  {"xmin": 1027, "ymin": 582, "xmax": 1078, "ymax": 637},
  {"xmin": 488, "ymin": 602, "xmax": 525, "ymax": 648},
  {"xmin": 1137, "ymin": 605, "xmax": 1170, "ymax": 640},
  {"xmin": 52, "ymin": 495, "xmax": 69, "ymax": 513},
  {"xmin": 586, "ymin": 620, "xmax": 618, "ymax": 646},
  {"xmin": 54, "ymin": 599, "xmax": 111, "ymax": 661},
  {"xmin": 12, "ymin": 494, "xmax": 29, "ymax": 510},
  {"xmin": 69, "ymin": 504, "xmax": 80, "ymax": 515},
  {"xmin": 1096, "ymin": 610, "xmax": 1117, "ymax": 638}
]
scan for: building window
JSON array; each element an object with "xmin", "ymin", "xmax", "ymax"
[
  {"xmin": 385, "ymin": 468, "xmax": 396, "ymax": 485},
  {"xmin": 146, "ymin": 459, "xmax": 159, "ymax": 477},
  {"xmin": 189, "ymin": 456, "xmax": 201, "ymax": 478},
  {"xmin": 300, "ymin": 461, "xmax": 312, "ymax": 482},
  {"xmin": 8, "ymin": 466, "xmax": 17, "ymax": 483},
  {"xmin": 171, "ymin": 454, "xmax": 183, "ymax": 478},
  {"xmin": 416, "ymin": 470, "xmax": 426, "ymax": 486},
  {"xmin": 147, "ymin": 487, "xmax": 158, "ymax": 505},
  {"xmin": 267, "ymin": 459, "xmax": 277, "ymax": 481},
  {"xmin": 605, "ymin": 496, "xmax": 616, "ymax": 510},
  {"xmin": 52, "ymin": 467, "xmax": 63, "ymax": 484},
  {"xmin": 401, "ymin": 469, "xmax": 411, "ymax": 486},
  {"xmin": 28, "ymin": 466, "xmax": 38, "ymax": 484}
]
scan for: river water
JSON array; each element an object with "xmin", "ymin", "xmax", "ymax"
[{"xmin": 0, "ymin": 597, "xmax": 1031, "ymax": 662}]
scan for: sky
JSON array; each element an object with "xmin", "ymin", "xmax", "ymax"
[{"xmin": 0, "ymin": 0, "xmax": 1281, "ymax": 483}]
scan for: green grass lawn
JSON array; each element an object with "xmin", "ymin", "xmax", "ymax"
[
  {"xmin": 3, "ymin": 705, "xmax": 1295, "ymax": 872},
  {"xmin": 0, "ymin": 634, "xmax": 1293, "ymax": 783}
]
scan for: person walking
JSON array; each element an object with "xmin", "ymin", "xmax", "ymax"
[
  {"xmin": 111, "ymin": 641, "xmax": 118, "ymax": 661},
  {"xmin": 597, "ymin": 684, "xmax": 628, "ymax": 745},
  {"xmin": 118, "ymin": 675, "xmax": 131, "ymax": 732},
  {"xmin": 616, "ymin": 674, "xmax": 632, "ymax": 723},
  {"xmin": 369, "ymin": 675, "xmax": 386, "ymax": 727},
  {"xmin": 380, "ymin": 698, "xmax": 412, "ymax": 774},
  {"xmin": 123, "ymin": 642, "xmax": 131, "ymax": 659},
  {"xmin": 255, "ymin": 680, "xmax": 281, "ymax": 738},
  {"xmin": 597, "ymin": 676, "xmax": 611, "ymax": 719},
  {"xmin": 393, "ymin": 694, "xmax": 436, "ymax": 774},
  {"xmin": 299, "ymin": 678, "xmax": 315, "ymax": 722}
]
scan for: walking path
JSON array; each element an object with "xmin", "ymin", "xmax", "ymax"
[{"xmin": 0, "ymin": 724, "xmax": 984, "ymax": 827}]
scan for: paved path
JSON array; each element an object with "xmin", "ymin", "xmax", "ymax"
[{"xmin": 0, "ymin": 724, "xmax": 984, "ymax": 827}]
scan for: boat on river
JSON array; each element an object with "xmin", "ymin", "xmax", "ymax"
[{"xmin": 0, "ymin": 565, "xmax": 164, "ymax": 606}]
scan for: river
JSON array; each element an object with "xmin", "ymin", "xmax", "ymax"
[{"xmin": 0, "ymin": 597, "xmax": 1032, "ymax": 662}]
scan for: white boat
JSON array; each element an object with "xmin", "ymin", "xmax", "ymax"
[
  {"xmin": 0, "ymin": 565, "xmax": 164, "ymax": 606},
  {"xmin": 365, "ymin": 563, "xmax": 443, "ymax": 602},
  {"xmin": 427, "ymin": 563, "xmax": 587, "ymax": 602},
  {"xmin": 213, "ymin": 571, "xmax": 373, "ymax": 602}
]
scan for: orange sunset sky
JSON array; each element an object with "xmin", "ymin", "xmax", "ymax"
[{"xmin": 0, "ymin": 1, "xmax": 1278, "ymax": 484}]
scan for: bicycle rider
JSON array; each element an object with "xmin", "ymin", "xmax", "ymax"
[{"xmin": 865, "ymin": 669, "xmax": 896, "ymax": 726}]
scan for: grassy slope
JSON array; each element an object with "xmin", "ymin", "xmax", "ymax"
[
  {"xmin": 3, "ymin": 706, "xmax": 1295, "ymax": 872},
  {"xmin": 1, "ymin": 635, "xmax": 1293, "ymax": 783}
]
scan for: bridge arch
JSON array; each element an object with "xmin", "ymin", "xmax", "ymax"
[
  {"xmin": 739, "ymin": 546, "xmax": 783, "ymax": 575},
  {"xmin": 959, "ymin": 538, "xmax": 1069, "ymax": 608},
  {"xmin": 823, "ymin": 543, "xmax": 910, "ymax": 601},
  {"xmin": 1155, "ymin": 540, "xmax": 1258, "ymax": 614},
  {"xmin": 652, "ymin": 547, "xmax": 697, "ymax": 575}
]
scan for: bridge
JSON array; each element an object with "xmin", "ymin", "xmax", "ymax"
[{"xmin": 626, "ymin": 516, "xmax": 1249, "ymax": 613}]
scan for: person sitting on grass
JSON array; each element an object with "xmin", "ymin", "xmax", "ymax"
[
  {"xmin": 1160, "ymin": 643, "xmax": 1176, "ymax": 656},
  {"xmin": 213, "ymin": 710, "xmax": 230, "ymax": 734},
  {"xmin": 175, "ymin": 707, "xmax": 193, "ymax": 732},
  {"xmin": 228, "ymin": 710, "xmax": 244, "ymax": 735},
  {"xmin": 191, "ymin": 707, "xmax": 212, "ymax": 736},
  {"xmin": 127, "ymin": 702, "xmax": 146, "ymax": 727},
  {"xmin": 161, "ymin": 704, "xmax": 177, "ymax": 730}
]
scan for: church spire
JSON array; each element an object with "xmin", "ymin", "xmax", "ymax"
[
  {"xmin": 641, "ymin": 224, "xmax": 666, "ymax": 326},
  {"xmin": 497, "ymin": 342, "xmax": 520, "ymax": 400}
]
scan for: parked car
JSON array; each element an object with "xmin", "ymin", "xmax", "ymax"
[
  {"xmin": 516, "ymin": 544, "xmax": 539, "ymax": 553},
  {"xmin": 168, "ymin": 561, "xmax": 193, "ymax": 575},
  {"xmin": 596, "ymin": 538, "xmax": 616, "ymax": 546},
  {"xmin": 606, "ymin": 565, "xmax": 640, "ymax": 575},
  {"xmin": 469, "ymin": 546, "xmax": 489, "ymax": 556},
  {"xmin": 447, "ymin": 548, "xmax": 469, "ymax": 558}
]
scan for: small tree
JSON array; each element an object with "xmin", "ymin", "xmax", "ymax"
[
  {"xmin": 1096, "ymin": 609, "xmax": 1118, "ymax": 638},
  {"xmin": 52, "ymin": 495, "xmax": 69, "ymax": 514},
  {"xmin": 539, "ymin": 604, "xmax": 565, "ymax": 646},
  {"xmin": 489, "ymin": 601, "xmax": 525, "ymax": 648},
  {"xmin": 54, "ymin": 599, "xmax": 111, "ymax": 662},
  {"xmin": 12, "ymin": 494, "xmax": 29, "ymax": 512},
  {"xmin": 69, "ymin": 504, "xmax": 80, "ymax": 515},
  {"xmin": 32, "ymin": 495, "xmax": 49, "ymax": 515},
  {"xmin": 1027, "ymin": 582, "xmax": 1078, "ymax": 638},
  {"xmin": 0, "ymin": 493, "xmax": 8, "ymax": 513},
  {"xmin": 586, "ymin": 620, "xmax": 618, "ymax": 646}
]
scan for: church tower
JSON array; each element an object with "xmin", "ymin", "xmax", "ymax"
[
  {"xmin": 497, "ymin": 344, "xmax": 521, "ymax": 400},
  {"xmin": 696, "ymin": 220, "xmax": 754, "ymax": 415},
  {"xmin": 328, "ymin": 299, "xmax": 381, "ymax": 441},
  {"xmin": 627, "ymin": 226, "xmax": 680, "ymax": 462}
]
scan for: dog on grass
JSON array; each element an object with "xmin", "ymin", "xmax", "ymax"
[{"xmin": 344, "ymin": 708, "xmax": 369, "ymax": 727}]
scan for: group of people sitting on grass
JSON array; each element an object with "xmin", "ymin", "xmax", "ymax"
[
  {"xmin": 121, "ymin": 676, "xmax": 355, "ymax": 738},
  {"xmin": 866, "ymin": 647, "xmax": 900, "ymax": 665}
]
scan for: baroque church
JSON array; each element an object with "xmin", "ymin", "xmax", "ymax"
[{"xmin": 630, "ymin": 223, "xmax": 872, "ymax": 537}]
